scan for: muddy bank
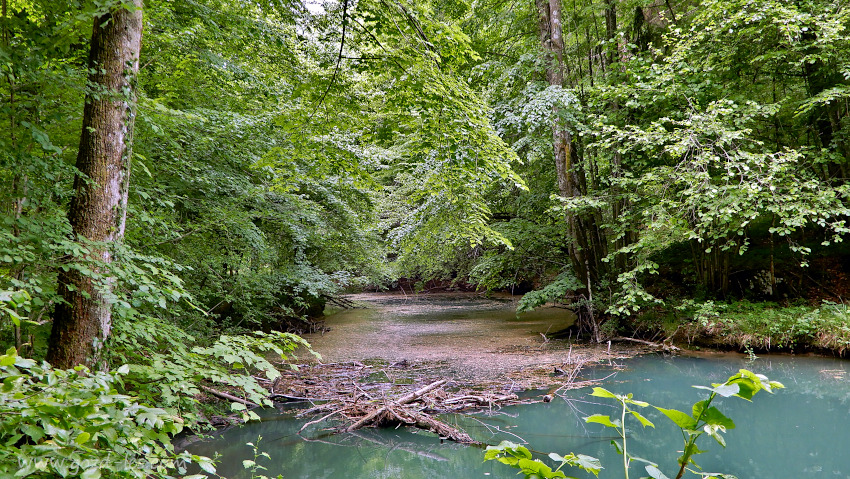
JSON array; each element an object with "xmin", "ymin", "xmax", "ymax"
[
  {"xmin": 302, "ymin": 292, "xmax": 646, "ymax": 387},
  {"xmin": 196, "ymin": 293, "xmax": 651, "ymax": 430}
]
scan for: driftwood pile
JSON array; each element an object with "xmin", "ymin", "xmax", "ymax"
[
  {"xmin": 298, "ymin": 379, "xmax": 485, "ymax": 443},
  {"xmin": 256, "ymin": 361, "xmax": 554, "ymax": 443},
  {"xmin": 203, "ymin": 348, "xmax": 638, "ymax": 441}
]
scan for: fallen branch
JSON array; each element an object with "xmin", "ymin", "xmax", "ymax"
[
  {"xmin": 614, "ymin": 336, "xmax": 680, "ymax": 351},
  {"xmin": 300, "ymin": 409, "xmax": 345, "ymax": 433},
  {"xmin": 345, "ymin": 405, "xmax": 388, "ymax": 432},
  {"xmin": 269, "ymin": 360, "xmax": 600, "ymax": 445},
  {"xmin": 200, "ymin": 385, "xmax": 259, "ymax": 408},
  {"xmin": 396, "ymin": 379, "xmax": 447, "ymax": 404}
]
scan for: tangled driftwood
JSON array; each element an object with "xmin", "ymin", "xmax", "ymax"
[
  {"xmin": 204, "ymin": 350, "xmax": 628, "ymax": 442},
  {"xmin": 293, "ymin": 378, "xmax": 526, "ymax": 444}
]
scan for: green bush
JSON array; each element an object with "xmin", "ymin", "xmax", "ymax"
[{"xmin": 0, "ymin": 348, "xmax": 215, "ymax": 478}]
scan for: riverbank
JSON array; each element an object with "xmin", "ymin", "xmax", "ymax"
[{"xmin": 621, "ymin": 300, "xmax": 850, "ymax": 356}]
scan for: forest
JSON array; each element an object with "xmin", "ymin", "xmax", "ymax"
[{"xmin": 2, "ymin": 0, "xmax": 850, "ymax": 477}]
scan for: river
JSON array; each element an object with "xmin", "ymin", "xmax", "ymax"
[{"xmin": 185, "ymin": 294, "xmax": 850, "ymax": 478}]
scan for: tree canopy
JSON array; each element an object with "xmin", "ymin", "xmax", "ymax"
[{"xmin": 3, "ymin": 0, "xmax": 850, "ymax": 358}]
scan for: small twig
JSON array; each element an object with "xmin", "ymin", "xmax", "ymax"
[{"xmin": 300, "ymin": 409, "xmax": 345, "ymax": 433}]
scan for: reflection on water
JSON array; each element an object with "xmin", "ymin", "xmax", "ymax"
[{"xmin": 186, "ymin": 354, "xmax": 850, "ymax": 478}]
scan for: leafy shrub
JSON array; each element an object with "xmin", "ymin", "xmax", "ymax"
[
  {"xmin": 0, "ymin": 348, "xmax": 215, "ymax": 478},
  {"xmin": 516, "ymin": 272, "xmax": 583, "ymax": 313},
  {"xmin": 109, "ymin": 316, "xmax": 317, "ymax": 419}
]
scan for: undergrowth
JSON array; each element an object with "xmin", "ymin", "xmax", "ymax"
[{"xmin": 630, "ymin": 300, "xmax": 850, "ymax": 354}]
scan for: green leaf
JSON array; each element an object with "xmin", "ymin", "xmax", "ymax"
[
  {"xmin": 21, "ymin": 424, "xmax": 44, "ymax": 442},
  {"xmin": 8, "ymin": 310, "xmax": 20, "ymax": 327},
  {"xmin": 702, "ymin": 407, "xmax": 735, "ymax": 429},
  {"xmin": 656, "ymin": 407, "xmax": 698, "ymax": 430},
  {"xmin": 645, "ymin": 465, "xmax": 671, "ymax": 479},
  {"xmin": 589, "ymin": 387, "xmax": 618, "ymax": 399},
  {"xmin": 610, "ymin": 440, "xmax": 623, "ymax": 454},
  {"xmin": 573, "ymin": 454, "xmax": 603, "ymax": 475},
  {"xmin": 14, "ymin": 357, "xmax": 35, "ymax": 368},
  {"xmin": 729, "ymin": 380, "xmax": 756, "ymax": 400},
  {"xmin": 692, "ymin": 383, "xmax": 740, "ymax": 398},
  {"xmin": 75, "ymin": 431, "xmax": 92, "ymax": 445},
  {"xmin": 81, "ymin": 468, "xmax": 101, "ymax": 479},
  {"xmin": 0, "ymin": 354, "xmax": 15, "ymax": 367},
  {"xmin": 4, "ymin": 434, "xmax": 22, "ymax": 446},
  {"xmin": 585, "ymin": 414, "xmax": 620, "ymax": 428},
  {"xmin": 198, "ymin": 460, "xmax": 217, "ymax": 474},
  {"xmin": 692, "ymin": 400, "xmax": 708, "ymax": 420},
  {"xmin": 629, "ymin": 410, "xmax": 655, "ymax": 428}
]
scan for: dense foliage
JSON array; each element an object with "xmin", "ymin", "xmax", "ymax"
[
  {"xmin": 2, "ymin": 0, "xmax": 849, "ymax": 363},
  {"xmin": 2, "ymin": 0, "xmax": 850, "ymax": 475},
  {"xmin": 1, "ymin": 0, "xmax": 849, "ymax": 369},
  {"xmin": 0, "ymin": 347, "xmax": 216, "ymax": 478}
]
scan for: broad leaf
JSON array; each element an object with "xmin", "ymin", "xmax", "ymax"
[
  {"xmin": 585, "ymin": 414, "xmax": 620, "ymax": 428},
  {"xmin": 656, "ymin": 407, "xmax": 698, "ymax": 430},
  {"xmin": 589, "ymin": 387, "xmax": 618, "ymax": 399},
  {"xmin": 646, "ymin": 465, "xmax": 671, "ymax": 479},
  {"xmin": 629, "ymin": 410, "xmax": 656, "ymax": 428}
]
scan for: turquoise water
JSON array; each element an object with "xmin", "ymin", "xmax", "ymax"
[{"xmin": 186, "ymin": 353, "xmax": 850, "ymax": 478}]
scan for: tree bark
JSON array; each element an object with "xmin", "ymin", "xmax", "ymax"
[
  {"xmin": 537, "ymin": 0, "xmax": 610, "ymax": 341},
  {"xmin": 537, "ymin": 0, "xmax": 586, "ymax": 276},
  {"xmin": 47, "ymin": 1, "xmax": 143, "ymax": 368}
]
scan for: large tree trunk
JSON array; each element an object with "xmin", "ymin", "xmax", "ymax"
[{"xmin": 47, "ymin": 1, "xmax": 143, "ymax": 368}]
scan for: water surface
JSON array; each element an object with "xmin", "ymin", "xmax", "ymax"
[
  {"xmin": 305, "ymin": 293, "xmax": 579, "ymax": 380},
  {"xmin": 188, "ymin": 295, "xmax": 850, "ymax": 478},
  {"xmin": 188, "ymin": 354, "xmax": 850, "ymax": 478}
]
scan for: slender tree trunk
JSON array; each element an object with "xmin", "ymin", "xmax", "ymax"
[
  {"xmin": 537, "ymin": 0, "xmax": 586, "ymax": 278},
  {"xmin": 537, "ymin": 0, "xmax": 609, "ymax": 341},
  {"xmin": 603, "ymin": 0, "xmax": 617, "ymax": 70},
  {"xmin": 47, "ymin": 1, "xmax": 143, "ymax": 368}
]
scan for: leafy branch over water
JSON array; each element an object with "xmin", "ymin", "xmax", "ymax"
[{"xmin": 485, "ymin": 369, "xmax": 783, "ymax": 479}]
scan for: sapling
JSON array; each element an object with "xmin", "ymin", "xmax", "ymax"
[{"xmin": 485, "ymin": 369, "xmax": 783, "ymax": 479}]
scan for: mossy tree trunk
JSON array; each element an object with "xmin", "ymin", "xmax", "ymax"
[
  {"xmin": 46, "ymin": 1, "xmax": 143, "ymax": 368},
  {"xmin": 536, "ymin": 0, "xmax": 585, "ymax": 277},
  {"xmin": 537, "ymin": 0, "xmax": 608, "ymax": 341}
]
